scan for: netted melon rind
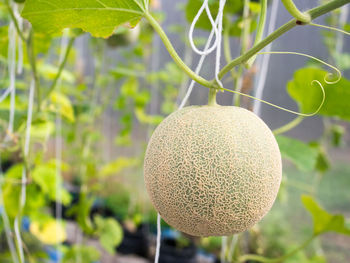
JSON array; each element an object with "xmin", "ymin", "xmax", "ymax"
[{"xmin": 144, "ymin": 106, "xmax": 282, "ymax": 237}]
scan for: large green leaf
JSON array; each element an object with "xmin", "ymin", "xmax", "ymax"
[
  {"xmin": 276, "ymin": 135, "xmax": 318, "ymax": 172},
  {"xmin": 287, "ymin": 67, "xmax": 350, "ymax": 121},
  {"xmin": 302, "ymin": 195, "xmax": 350, "ymax": 236},
  {"xmin": 21, "ymin": 0, "xmax": 147, "ymax": 38}
]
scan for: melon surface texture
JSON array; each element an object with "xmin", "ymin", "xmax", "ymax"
[{"xmin": 144, "ymin": 106, "xmax": 282, "ymax": 236}]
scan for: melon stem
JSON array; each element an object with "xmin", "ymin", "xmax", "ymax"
[{"xmin": 208, "ymin": 88, "xmax": 218, "ymax": 106}]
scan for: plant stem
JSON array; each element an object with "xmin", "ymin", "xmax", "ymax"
[
  {"xmin": 5, "ymin": 0, "xmax": 26, "ymax": 42},
  {"xmin": 144, "ymin": 11, "xmax": 213, "ymax": 89},
  {"xmin": 234, "ymin": 0, "xmax": 251, "ymax": 106},
  {"xmin": 218, "ymin": 0, "xmax": 350, "ymax": 80},
  {"xmin": 281, "ymin": 0, "xmax": 311, "ymax": 23},
  {"xmin": 273, "ymin": 115, "xmax": 304, "ymax": 135},
  {"xmin": 238, "ymin": 235, "xmax": 317, "ymax": 262},
  {"xmin": 223, "ymin": 19, "xmax": 238, "ymax": 104},
  {"xmin": 44, "ymin": 37, "xmax": 75, "ymax": 99},
  {"xmin": 247, "ymin": 0, "xmax": 267, "ymax": 67},
  {"xmin": 208, "ymin": 88, "xmax": 217, "ymax": 106},
  {"xmin": 26, "ymin": 30, "xmax": 41, "ymax": 111}
]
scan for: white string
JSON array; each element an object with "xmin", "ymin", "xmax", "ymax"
[
  {"xmin": 0, "ymin": 7, "xmax": 16, "ymax": 105},
  {"xmin": 14, "ymin": 79, "xmax": 35, "ymax": 263},
  {"xmin": 180, "ymin": 0, "xmax": 226, "ymax": 108},
  {"xmin": 188, "ymin": 0, "xmax": 220, "ymax": 56},
  {"xmin": 336, "ymin": 5, "xmax": 349, "ymax": 54},
  {"xmin": 15, "ymin": 5, "xmax": 23, "ymax": 75},
  {"xmin": 221, "ymin": 236, "xmax": 228, "ymax": 263},
  {"xmin": 0, "ymin": 4, "xmax": 18, "ymax": 106},
  {"xmin": 227, "ymin": 235, "xmax": 238, "ymax": 262},
  {"xmin": 55, "ymin": 32, "xmax": 69, "ymax": 263},
  {"xmin": 154, "ymin": 213, "xmax": 161, "ymax": 263},
  {"xmin": 253, "ymin": 0, "xmax": 279, "ymax": 115},
  {"xmin": 214, "ymin": 0, "xmax": 227, "ymax": 89},
  {"xmin": 6, "ymin": 6, "xmax": 17, "ymax": 136},
  {"xmin": 14, "ymin": 217, "xmax": 24, "ymax": 262},
  {"xmin": 179, "ymin": 18, "xmax": 218, "ymax": 109}
]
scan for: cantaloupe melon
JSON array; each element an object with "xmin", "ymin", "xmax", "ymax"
[{"xmin": 144, "ymin": 105, "xmax": 282, "ymax": 237}]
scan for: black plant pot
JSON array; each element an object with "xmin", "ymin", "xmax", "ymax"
[
  {"xmin": 159, "ymin": 238, "xmax": 197, "ymax": 263},
  {"xmin": 117, "ymin": 223, "xmax": 150, "ymax": 258}
]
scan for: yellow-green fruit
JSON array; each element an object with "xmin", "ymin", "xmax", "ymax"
[{"xmin": 144, "ymin": 106, "xmax": 282, "ymax": 237}]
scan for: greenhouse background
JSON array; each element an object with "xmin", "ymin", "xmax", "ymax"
[{"xmin": 0, "ymin": 0, "xmax": 350, "ymax": 262}]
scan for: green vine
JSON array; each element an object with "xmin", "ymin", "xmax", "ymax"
[
  {"xmin": 218, "ymin": 0, "xmax": 350, "ymax": 80},
  {"xmin": 144, "ymin": 11, "xmax": 213, "ymax": 89},
  {"xmin": 281, "ymin": 0, "xmax": 311, "ymax": 23},
  {"xmin": 247, "ymin": 0, "xmax": 267, "ymax": 67},
  {"xmin": 44, "ymin": 36, "xmax": 76, "ymax": 100},
  {"xmin": 208, "ymin": 88, "xmax": 218, "ymax": 106}
]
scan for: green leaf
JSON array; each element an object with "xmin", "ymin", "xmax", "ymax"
[
  {"xmin": 49, "ymin": 91, "xmax": 75, "ymax": 122},
  {"xmin": 100, "ymin": 157, "xmax": 138, "ymax": 177},
  {"xmin": 135, "ymin": 107, "xmax": 163, "ymax": 125},
  {"xmin": 276, "ymin": 135, "xmax": 318, "ymax": 172},
  {"xmin": 309, "ymin": 142, "xmax": 330, "ymax": 173},
  {"xmin": 21, "ymin": 0, "xmax": 147, "ymax": 38},
  {"xmin": 330, "ymin": 124, "xmax": 345, "ymax": 147},
  {"xmin": 344, "ymin": 23, "xmax": 350, "ymax": 32},
  {"xmin": 38, "ymin": 63, "xmax": 75, "ymax": 83},
  {"xmin": 94, "ymin": 216, "xmax": 123, "ymax": 254},
  {"xmin": 120, "ymin": 77, "xmax": 139, "ymax": 97},
  {"xmin": 67, "ymin": 193, "xmax": 94, "ymax": 234},
  {"xmin": 1, "ymin": 164, "xmax": 46, "ymax": 220},
  {"xmin": 301, "ymin": 195, "xmax": 350, "ymax": 235},
  {"xmin": 32, "ymin": 162, "xmax": 71, "ymax": 205},
  {"xmin": 287, "ymin": 67, "xmax": 350, "ymax": 121},
  {"xmin": 63, "ymin": 245, "xmax": 100, "ymax": 263},
  {"xmin": 27, "ymin": 121, "xmax": 55, "ymax": 141}
]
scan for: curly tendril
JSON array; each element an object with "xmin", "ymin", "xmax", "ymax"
[
  {"xmin": 219, "ymin": 50, "xmax": 343, "ymax": 117},
  {"xmin": 221, "ymin": 79, "xmax": 325, "ymax": 117},
  {"xmin": 257, "ymin": 51, "xmax": 342, "ymax": 84}
]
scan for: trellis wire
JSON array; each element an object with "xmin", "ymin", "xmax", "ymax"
[
  {"xmin": 14, "ymin": 78, "xmax": 35, "ymax": 263},
  {"xmin": 253, "ymin": 0, "xmax": 279, "ymax": 115},
  {"xmin": 6, "ymin": 5, "xmax": 17, "ymax": 137},
  {"xmin": 336, "ymin": 5, "xmax": 349, "ymax": 54},
  {"xmin": 55, "ymin": 31, "xmax": 70, "ymax": 263},
  {"xmin": 221, "ymin": 236, "xmax": 228, "ymax": 263}
]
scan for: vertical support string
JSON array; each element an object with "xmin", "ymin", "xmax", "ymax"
[
  {"xmin": 253, "ymin": 0, "xmax": 279, "ymax": 115},
  {"xmin": 154, "ymin": 213, "xmax": 161, "ymax": 263},
  {"xmin": 214, "ymin": 0, "xmax": 227, "ymax": 89},
  {"xmin": 6, "ymin": 4, "xmax": 17, "ymax": 137},
  {"xmin": 221, "ymin": 236, "xmax": 228, "ymax": 263},
  {"xmin": 335, "ymin": 5, "xmax": 349, "ymax": 54},
  {"xmin": 14, "ymin": 79, "xmax": 35, "ymax": 263},
  {"xmin": 55, "ymin": 31, "xmax": 70, "ymax": 263}
]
